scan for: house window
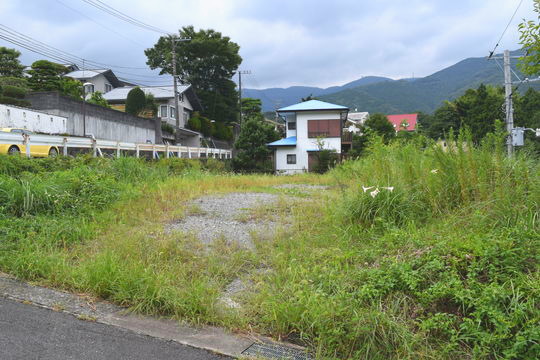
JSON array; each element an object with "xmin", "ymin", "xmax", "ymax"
[
  {"xmin": 288, "ymin": 122, "xmax": 296, "ymax": 130},
  {"xmin": 170, "ymin": 106, "xmax": 176, "ymax": 119},
  {"xmin": 179, "ymin": 93, "xmax": 184, "ymax": 102},
  {"xmin": 105, "ymin": 84, "xmax": 113, "ymax": 93},
  {"xmin": 308, "ymin": 119, "xmax": 341, "ymax": 138},
  {"xmin": 160, "ymin": 105, "xmax": 168, "ymax": 118},
  {"xmin": 183, "ymin": 111, "xmax": 189, "ymax": 123},
  {"xmin": 287, "ymin": 154, "xmax": 296, "ymax": 164}
]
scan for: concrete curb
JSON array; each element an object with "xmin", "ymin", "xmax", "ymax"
[{"xmin": 0, "ymin": 273, "xmax": 308, "ymax": 359}]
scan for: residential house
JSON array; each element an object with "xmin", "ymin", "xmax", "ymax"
[
  {"xmin": 64, "ymin": 69, "xmax": 123, "ymax": 94},
  {"xmin": 387, "ymin": 113, "xmax": 417, "ymax": 132},
  {"xmin": 103, "ymin": 85, "xmax": 203, "ymax": 146},
  {"xmin": 268, "ymin": 100, "xmax": 349, "ymax": 174}
]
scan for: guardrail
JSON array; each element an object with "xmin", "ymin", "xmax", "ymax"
[{"xmin": 0, "ymin": 132, "xmax": 232, "ymax": 159}]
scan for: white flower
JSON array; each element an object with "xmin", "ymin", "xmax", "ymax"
[
  {"xmin": 430, "ymin": 169, "xmax": 438, "ymax": 174},
  {"xmin": 383, "ymin": 186, "xmax": 394, "ymax": 192},
  {"xmin": 362, "ymin": 185, "xmax": 374, "ymax": 193},
  {"xmin": 370, "ymin": 188, "xmax": 380, "ymax": 198}
]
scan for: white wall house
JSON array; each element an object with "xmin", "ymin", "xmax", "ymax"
[
  {"xmin": 268, "ymin": 100, "xmax": 349, "ymax": 174},
  {"xmin": 0, "ymin": 104, "xmax": 67, "ymax": 134},
  {"xmin": 64, "ymin": 69, "xmax": 123, "ymax": 94},
  {"xmin": 103, "ymin": 85, "xmax": 204, "ymax": 147}
]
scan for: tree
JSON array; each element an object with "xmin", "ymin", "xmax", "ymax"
[
  {"xmin": 27, "ymin": 60, "xmax": 69, "ymax": 92},
  {"xmin": 60, "ymin": 77, "xmax": 83, "ymax": 100},
  {"xmin": 364, "ymin": 113, "xmax": 395, "ymax": 142},
  {"xmin": 87, "ymin": 91, "xmax": 110, "ymax": 108},
  {"xmin": 0, "ymin": 47, "xmax": 25, "ymax": 77},
  {"xmin": 125, "ymin": 87, "xmax": 146, "ymax": 116},
  {"xmin": 187, "ymin": 112, "xmax": 202, "ymax": 132},
  {"xmin": 241, "ymin": 98, "xmax": 263, "ymax": 120},
  {"xmin": 421, "ymin": 102, "xmax": 460, "ymax": 139},
  {"xmin": 145, "ymin": 26, "xmax": 242, "ymax": 123},
  {"xmin": 454, "ymin": 84, "xmax": 504, "ymax": 143},
  {"xmin": 518, "ymin": 0, "xmax": 540, "ymax": 75},
  {"xmin": 0, "ymin": 76, "xmax": 30, "ymax": 107},
  {"xmin": 232, "ymin": 118, "xmax": 280, "ymax": 172}
]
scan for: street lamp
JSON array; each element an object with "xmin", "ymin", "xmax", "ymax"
[{"xmin": 82, "ymin": 82, "xmax": 94, "ymax": 137}]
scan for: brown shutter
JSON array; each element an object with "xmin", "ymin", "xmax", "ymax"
[
  {"xmin": 329, "ymin": 119, "xmax": 341, "ymax": 137},
  {"xmin": 308, "ymin": 120, "xmax": 318, "ymax": 138}
]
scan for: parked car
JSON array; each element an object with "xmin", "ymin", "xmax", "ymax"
[{"xmin": 0, "ymin": 128, "xmax": 59, "ymax": 157}]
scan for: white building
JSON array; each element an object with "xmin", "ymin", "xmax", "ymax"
[
  {"xmin": 103, "ymin": 85, "xmax": 203, "ymax": 146},
  {"xmin": 268, "ymin": 100, "xmax": 349, "ymax": 174},
  {"xmin": 64, "ymin": 69, "xmax": 123, "ymax": 94},
  {"xmin": 0, "ymin": 104, "xmax": 67, "ymax": 134}
]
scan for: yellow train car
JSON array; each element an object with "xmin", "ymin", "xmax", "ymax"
[{"xmin": 0, "ymin": 128, "xmax": 59, "ymax": 157}]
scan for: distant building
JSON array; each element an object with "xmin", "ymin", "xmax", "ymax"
[
  {"xmin": 268, "ymin": 100, "xmax": 349, "ymax": 174},
  {"xmin": 387, "ymin": 113, "xmax": 417, "ymax": 132},
  {"xmin": 345, "ymin": 111, "xmax": 369, "ymax": 134},
  {"xmin": 64, "ymin": 69, "xmax": 124, "ymax": 94},
  {"xmin": 103, "ymin": 85, "xmax": 203, "ymax": 146}
]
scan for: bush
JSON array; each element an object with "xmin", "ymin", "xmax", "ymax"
[
  {"xmin": 161, "ymin": 122, "xmax": 175, "ymax": 134},
  {"xmin": 125, "ymin": 87, "xmax": 146, "ymax": 116}
]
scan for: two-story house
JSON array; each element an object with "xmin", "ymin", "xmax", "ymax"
[
  {"xmin": 268, "ymin": 100, "xmax": 349, "ymax": 174},
  {"xmin": 103, "ymin": 85, "xmax": 203, "ymax": 146},
  {"xmin": 64, "ymin": 69, "xmax": 124, "ymax": 94}
]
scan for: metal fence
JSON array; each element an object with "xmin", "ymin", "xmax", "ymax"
[{"xmin": 0, "ymin": 132, "xmax": 232, "ymax": 160}]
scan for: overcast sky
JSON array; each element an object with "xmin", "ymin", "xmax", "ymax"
[{"xmin": 0, "ymin": 0, "xmax": 536, "ymax": 89}]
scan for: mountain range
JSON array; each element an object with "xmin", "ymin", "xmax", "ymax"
[{"xmin": 244, "ymin": 50, "xmax": 534, "ymax": 114}]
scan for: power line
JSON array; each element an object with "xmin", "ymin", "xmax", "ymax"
[
  {"xmin": 54, "ymin": 0, "xmax": 145, "ymax": 47},
  {"xmin": 0, "ymin": 23, "xmax": 150, "ymax": 72},
  {"xmin": 79, "ymin": 0, "xmax": 170, "ymax": 35},
  {"xmin": 488, "ymin": 0, "xmax": 524, "ymax": 58}
]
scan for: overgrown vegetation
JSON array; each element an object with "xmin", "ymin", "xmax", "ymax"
[{"xmin": 0, "ymin": 133, "xmax": 537, "ymax": 359}]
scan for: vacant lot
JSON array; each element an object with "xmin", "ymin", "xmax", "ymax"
[{"xmin": 0, "ymin": 135, "xmax": 538, "ymax": 359}]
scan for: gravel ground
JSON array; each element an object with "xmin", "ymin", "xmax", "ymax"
[
  {"xmin": 273, "ymin": 184, "xmax": 329, "ymax": 191},
  {"xmin": 167, "ymin": 192, "xmax": 281, "ymax": 250}
]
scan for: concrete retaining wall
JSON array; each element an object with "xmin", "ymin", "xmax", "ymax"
[{"xmin": 26, "ymin": 92, "xmax": 157, "ymax": 144}]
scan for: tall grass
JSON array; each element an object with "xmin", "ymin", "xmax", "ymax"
[{"xmin": 246, "ymin": 134, "xmax": 539, "ymax": 359}]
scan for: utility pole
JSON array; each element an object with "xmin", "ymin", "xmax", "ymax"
[
  {"xmin": 170, "ymin": 34, "xmax": 190, "ymax": 144},
  {"xmin": 238, "ymin": 70, "xmax": 251, "ymax": 126},
  {"xmin": 503, "ymin": 50, "xmax": 514, "ymax": 156}
]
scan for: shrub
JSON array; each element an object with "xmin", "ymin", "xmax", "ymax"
[{"xmin": 125, "ymin": 87, "xmax": 146, "ymax": 116}]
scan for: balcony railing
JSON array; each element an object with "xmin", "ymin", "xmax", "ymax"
[{"xmin": 341, "ymin": 131, "xmax": 353, "ymax": 143}]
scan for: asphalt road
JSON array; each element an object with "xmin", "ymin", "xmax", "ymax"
[{"xmin": 0, "ymin": 298, "xmax": 230, "ymax": 360}]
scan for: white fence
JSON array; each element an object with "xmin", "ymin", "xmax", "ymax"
[{"xmin": 0, "ymin": 132, "xmax": 232, "ymax": 160}]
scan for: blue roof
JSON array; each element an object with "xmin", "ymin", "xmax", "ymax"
[
  {"xmin": 277, "ymin": 100, "xmax": 349, "ymax": 112},
  {"xmin": 267, "ymin": 136, "xmax": 297, "ymax": 147}
]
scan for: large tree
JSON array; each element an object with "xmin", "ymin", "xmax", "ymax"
[
  {"xmin": 27, "ymin": 60, "xmax": 69, "ymax": 92},
  {"xmin": 0, "ymin": 47, "xmax": 25, "ymax": 78},
  {"xmin": 145, "ymin": 26, "xmax": 242, "ymax": 123}
]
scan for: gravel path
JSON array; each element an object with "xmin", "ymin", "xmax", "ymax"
[{"xmin": 167, "ymin": 192, "xmax": 281, "ymax": 249}]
